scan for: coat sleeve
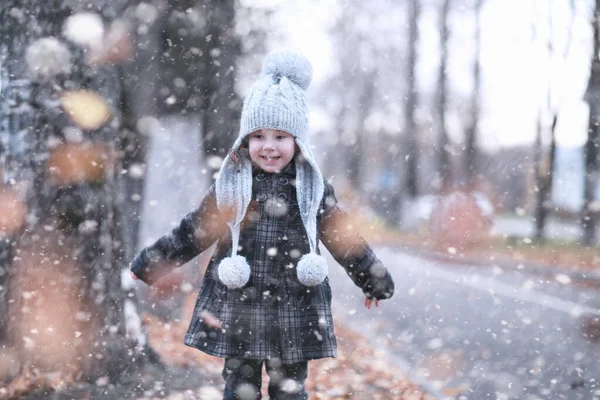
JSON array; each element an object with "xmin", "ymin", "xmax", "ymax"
[
  {"xmin": 130, "ymin": 185, "xmax": 227, "ymax": 286},
  {"xmin": 319, "ymin": 182, "xmax": 395, "ymax": 300}
]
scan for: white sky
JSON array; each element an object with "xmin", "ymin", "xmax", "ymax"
[
  {"xmin": 244, "ymin": 0, "xmax": 337, "ymax": 84},
  {"xmin": 245, "ymin": 0, "xmax": 594, "ymax": 150},
  {"xmin": 476, "ymin": 0, "xmax": 592, "ymax": 149}
]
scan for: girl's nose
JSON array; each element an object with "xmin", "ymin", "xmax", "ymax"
[{"xmin": 263, "ymin": 140, "xmax": 275, "ymax": 150}]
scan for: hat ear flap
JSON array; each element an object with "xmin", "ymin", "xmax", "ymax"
[{"xmin": 215, "ymin": 144, "xmax": 253, "ymax": 289}]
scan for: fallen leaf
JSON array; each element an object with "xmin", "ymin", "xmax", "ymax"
[
  {"xmin": 60, "ymin": 90, "xmax": 111, "ymax": 130},
  {"xmin": 88, "ymin": 20, "xmax": 133, "ymax": 66},
  {"xmin": 48, "ymin": 143, "xmax": 112, "ymax": 186},
  {"xmin": 0, "ymin": 188, "xmax": 26, "ymax": 237}
]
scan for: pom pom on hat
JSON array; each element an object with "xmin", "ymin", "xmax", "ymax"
[
  {"xmin": 218, "ymin": 255, "xmax": 251, "ymax": 289},
  {"xmin": 262, "ymin": 51, "xmax": 313, "ymax": 90},
  {"xmin": 297, "ymin": 253, "xmax": 328, "ymax": 287}
]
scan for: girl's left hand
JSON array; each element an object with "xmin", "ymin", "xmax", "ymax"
[
  {"xmin": 199, "ymin": 310, "xmax": 223, "ymax": 329},
  {"xmin": 364, "ymin": 296, "xmax": 379, "ymax": 310}
]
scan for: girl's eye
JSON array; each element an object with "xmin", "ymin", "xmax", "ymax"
[{"xmin": 276, "ymin": 135, "xmax": 285, "ymax": 140}]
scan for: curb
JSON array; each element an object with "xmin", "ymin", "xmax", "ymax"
[{"xmin": 382, "ymin": 351, "xmax": 453, "ymax": 400}]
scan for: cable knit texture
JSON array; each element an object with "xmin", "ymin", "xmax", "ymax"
[
  {"xmin": 215, "ymin": 51, "xmax": 327, "ymax": 289},
  {"xmin": 217, "ymin": 255, "xmax": 251, "ymax": 289}
]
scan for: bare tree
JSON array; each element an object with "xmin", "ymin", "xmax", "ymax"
[
  {"xmin": 347, "ymin": 72, "xmax": 377, "ymax": 187},
  {"xmin": 464, "ymin": 0, "xmax": 483, "ymax": 189},
  {"xmin": 533, "ymin": 114, "xmax": 558, "ymax": 242},
  {"xmin": 436, "ymin": 0, "xmax": 452, "ymax": 192},
  {"xmin": 404, "ymin": 0, "xmax": 420, "ymax": 199},
  {"xmin": 533, "ymin": 0, "xmax": 577, "ymax": 241},
  {"xmin": 533, "ymin": 1, "xmax": 557, "ymax": 242},
  {"xmin": 326, "ymin": 2, "xmax": 378, "ymax": 188},
  {"xmin": 582, "ymin": 0, "xmax": 600, "ymax": 246}
]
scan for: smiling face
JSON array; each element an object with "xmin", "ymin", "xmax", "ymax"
[{"xmin": 247, "ymin": 128, "xmax": 296, "ymax": 173}]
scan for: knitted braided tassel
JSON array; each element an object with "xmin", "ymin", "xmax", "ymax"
[
  {"xmin": 295, "ymin": 145, "xmax": 328, "ymax": 287},
  {"xmin": 218, "ymin": 224, "xmax": 251, "ymax": 289}
]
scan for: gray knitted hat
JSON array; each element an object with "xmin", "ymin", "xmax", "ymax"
[{"xmin": 214, "ymin": 51, "xmax": 327, "ymax": 289}]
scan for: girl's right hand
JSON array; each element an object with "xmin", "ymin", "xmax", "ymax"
[
  {"xmin": 130, "ymin": 270, "xmax": 139, "ymax": 280},
  {"xmin": 364, "ymin": 296, "xmax": 379, "ymax": 310}
]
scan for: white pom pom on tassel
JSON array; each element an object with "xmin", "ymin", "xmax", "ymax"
[
  {"xmin": 297, "ymin": 253, "xmax": 328, "ymax": 287},
  {"xmin": 218, "ymin": 255, "xmax": 251, "ymax": 289}
]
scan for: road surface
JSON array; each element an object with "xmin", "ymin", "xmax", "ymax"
[{"xmin": 328, "ymin": 247, "xmax": 600, "ymax": 400}]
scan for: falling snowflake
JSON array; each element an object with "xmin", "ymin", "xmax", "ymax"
[
  {"xmin": 25, "ymin": 37, "xmax": 72, "ymax": 81},
  {"xmin": 136, "ymin": 115, "xmax": 162, "ymax": 136},
  {"xmin": 134, "ymin": 2, "xmax": 159, "ymax": 25},
  {"xmin": 264, "ymin": 198, "xmax": 288, "ymax": 217},
  {"xmin": 206, "ymin": 155, "xmax": 224, "ymax": 170},
  {"xmin": 63, "ymin": 12, "xmax": 104, "ymax": 48},
  {"xmin": 62, "ymin": 126, "xmax": 84, "ymax": 143},
  {"xmin": 128, "ymin": 163, "xmax": 146, "ymax": 179},
  {"xmin": 554, "ymin": 274, "xmax": 571, "ymax": 284}
]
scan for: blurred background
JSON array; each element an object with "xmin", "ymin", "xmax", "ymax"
[{"xmin": 1, "ymin": 0, "xmax": 599, "ymax": 397}]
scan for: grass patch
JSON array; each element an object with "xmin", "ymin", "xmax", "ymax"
[{"xmin": 350, "ymin": 212, "xmax": 599, "ymax": 272}]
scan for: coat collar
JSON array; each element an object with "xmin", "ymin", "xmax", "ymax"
[{"xmin": 252, "ymin": 158, "xmax": 297, "ymax": 179}]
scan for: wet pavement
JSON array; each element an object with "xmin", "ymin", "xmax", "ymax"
[{"xmin": 327, "ymin": 247, "xmax": 600, "ymax": 400}]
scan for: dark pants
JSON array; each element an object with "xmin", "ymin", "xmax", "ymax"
[{"xmin": 222, "ymin": 358, "xmax": 308, "ymax": 400}]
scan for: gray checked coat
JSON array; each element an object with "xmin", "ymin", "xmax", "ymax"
[{"xmin": 130, "ymin": 160, "xmax": 395, "ymax": 364}]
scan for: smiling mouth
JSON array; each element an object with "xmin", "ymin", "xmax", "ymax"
[{"xmin": 261, "ymin": 156, "xmax": 280, "ymax": 160}]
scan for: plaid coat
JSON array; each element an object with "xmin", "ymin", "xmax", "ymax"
[{"xmin": 131, "ymin": 161, "xmax": 395, "ymax": 364}]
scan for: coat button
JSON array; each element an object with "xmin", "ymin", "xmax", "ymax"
[
  {"xmin": 277, "ymin": 192, "xmax": 289, "ymax": 202},
  {"xmin": 278, "ymin": 176, "xmax": 289, "ymax": 185},
  {"xmin": 256, "ymin": 173, "xmax": 266, "ymax": 181},
  {"xmin": 257, "ymin": 193, "xmax": 267, "ymax": 202}
]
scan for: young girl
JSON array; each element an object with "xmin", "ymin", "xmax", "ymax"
[{"xmin": 130, "ymin": 51, "xmax": 395, "ymax": 400}]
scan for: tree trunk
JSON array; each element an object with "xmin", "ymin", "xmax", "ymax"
[
  {"xmin": 0, "ymin": 0, "xmax": 149, "ymax": 384},
  {"xmin": 582, "ymin": 0, "xmax": 600, "ymax": 246},
  {"xmin": 533, "ymin": 114, "xmax": 558, "ymax": 242},
  {"xmin": 532, "ymin": 114, "xmax": 544, "ymax": 239},
  {"xmin": 465, "ymin": 0, "xmax": 483, "ymax": 189},
  {"xmin": 158, "ymin": 0, "xmax": 241, "ymax": 179},
  {"xmin": 437, "ymin": 0, "xmax": 452, "ymax": 192},
  {"xmin": 532, "ymin": 1, "xmax": 579, "ymax": 242},
  {"xmin": 404, "ymin": 0, "xmax": 420, "ymax": 199},
  {"xmin": 347, "ymin": 72, "xmax": 377, "ymax": 188}
]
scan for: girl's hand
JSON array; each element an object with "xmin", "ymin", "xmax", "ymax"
[
  {"xmin": 130, "ymin": 270, "xmax": 139, "ymax": 280},
  {"xmin": 364, "ymin": 296, "xmax": 379, "ymax": 310}
]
